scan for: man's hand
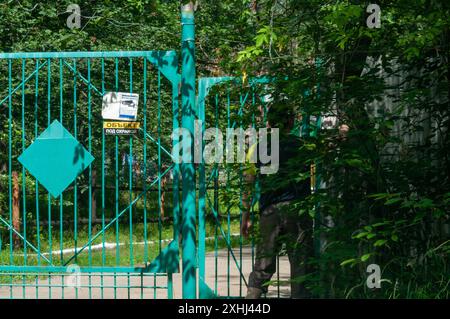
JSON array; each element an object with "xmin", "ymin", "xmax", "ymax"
[
  {"xmin": 241, "ymin": 213, "xmax": 252, "ymax": 239},
  {"xmin": 339, "ymin": 124, "xmax": 350, "ymax": 139}
]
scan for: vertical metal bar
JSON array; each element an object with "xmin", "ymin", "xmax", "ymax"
[
  {"xmin": 72, "ymin": 58, "xmax": 79, "ymax": 299},
  {"xmin": 142, "ymin": 58, "xmax": 148, "ymax": 266},
  {"xmin": 170, "ymin": 68, "xmax": 180, "ymax": 301},
  {"xmin": 157, "ymin": 70, "xmax": 162, "ymax": 251},
  {"xmin": 214, "ymin": 223, "xmax": 218, "ymax": 295},
  {"xmin": 21, "ymin": 59, "xmax": 27, "ymax": 299},
  {"xmin": 181, "ymin": 3, "xmax": 197, "ymax": 299},
  {"xmin": 129, "ymin": 58, "xmax": 134, "ymax": 266},
  {"xmin": 251, "ymin": 89, "xmax": 256, "ymax": 269},
  {"xmin": 128, "ymin": 57, "xmax": 133, "ymax": 299},
  {"xmin": 142, "ymin": 58, "xmax": 147, "ymax": 301},
  {"xmin": 114, "ymin": 57, "xmax": 119, "ymax": 299},
  {"xmin": 167, "ymin": 273, "xmax": 174, "ymax": 299},
  {"xmin": 226, "ymin": 87, "xmax": 231, "ymax": 297},
  {"xmin": 8, "ymin": 59, "xmax": 13, "ymax": 299},
  {"xmin": 72, "ymin": 59, "xmax": 78, "ymax": 259},
  {"xmin": 214, "ymin": 93, "xmax": 219, "ymax": 295},
  {"xmin": 101, "ymin": 57, "xmax": 106, "ymax": 300},
  {"xmin": 59, "ymin": 58, "xmax": 64, "ymax": 299},
  {"xmin": 197, "ymin": 79, "xmax": 206, "ymax": 297},
  {"xmin": 155, "ymin": 69, "xmax": 162, "ymax": 299},
  {"xmin": 47, "ymin": 57, "xmax": 52, "ymax": 299},
  {"xmin": 34, "ymin": 59, "xmax": 40, "ymax": 299},
  {"xmin": 140, "ymin": 272, "xmax": 144, "ymax": 299},
  {"xmin": 87, "ymin": 58, "xmax": 92, "ymax": 299},
  {"xmin": 239, "ymin": 93, "xmax": 244, "ymax": 297}
]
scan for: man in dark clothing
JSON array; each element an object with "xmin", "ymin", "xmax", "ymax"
[{"xmin": 241, "ymin": 106, "xmax": 313, "ymax": 299}]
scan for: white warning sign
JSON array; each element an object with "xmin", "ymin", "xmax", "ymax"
[{"xmin": 102, "ymin": 92, "xmax": 139, "ymax": 121}]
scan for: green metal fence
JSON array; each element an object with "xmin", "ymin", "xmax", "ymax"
[
  {"xmin": 197, "ymin": 77, "xmax": 260, "ymax": 298},
  {"xmin": 0, "ymin": 6, "xmax": 322, "ymax": 299},
  {"xmin": 196, "ymin": 76, "xmax": 322, "ymax": 299},
  {"xmin": 197, "ymin": 77, "xmax": 276, "ymax": 298},
  {"xmin": 0, "ymin": 51, "xmax": 181, "ymax": 299}
]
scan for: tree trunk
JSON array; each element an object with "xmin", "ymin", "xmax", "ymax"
[{"xmin": 12, "ymin": 171, "xmax": 21, "ymax": 249}]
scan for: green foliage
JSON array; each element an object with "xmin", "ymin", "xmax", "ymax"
[
  {"xmin": 0, "ymin": 0, "xmax": 448, "ymax": 299},
  {"xmin": 235, "ymin": 0, "xmax": 450, "ymax": 298}
]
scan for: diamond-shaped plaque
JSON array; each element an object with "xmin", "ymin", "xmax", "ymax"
[{"xmin": 18, "ymin": 120, "xmax": 94, "ymax": 197}]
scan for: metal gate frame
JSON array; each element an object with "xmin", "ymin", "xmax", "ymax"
[
  {"xmin": 196, "ymin": 75, "xmax": 323, "ymax": 298},
  {"xmin": 0, "ymin": 50, "xmax": 181, "ymax": 299},
  {"xmin": 0, "ymin": 4, "xmax": 323, "ymax": 299}
]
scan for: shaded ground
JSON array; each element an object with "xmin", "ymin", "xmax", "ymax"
[{"xmin": 0, "ymin": 247, "xmax": 290, "ymax": 299}]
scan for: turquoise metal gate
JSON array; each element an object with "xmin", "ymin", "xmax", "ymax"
[
  {"xmin": 0, "ymin": 51, "xmax": 181, "ymax": 299},
  {"xmin": 197, "ymin": 77, "xmax": 282, "ymax": 298},
  {"xmin": 0, "ymin": 4, "xmax": 320, "ymax": 299},
  {"xmin": 196, "ymin": 76, "xmax": 322, "ymax": 298}
]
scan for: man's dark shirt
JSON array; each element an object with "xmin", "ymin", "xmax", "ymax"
[{"xmin": 257, "ymin": 134, "xmax": 311, "ymax": 211}]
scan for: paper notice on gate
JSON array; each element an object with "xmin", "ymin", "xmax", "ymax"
[{"xmin": 102, "ymin": 92, "xmax": 139, "ymax": 121}]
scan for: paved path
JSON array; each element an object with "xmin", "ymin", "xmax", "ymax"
[{"xmin": 0, "ymin": 247, "xmax": 291, "ymax": 299}]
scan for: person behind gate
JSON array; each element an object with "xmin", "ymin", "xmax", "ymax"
[{"xmin": 241, "ymin": 103, "xmax": 314, "ymax": 299}]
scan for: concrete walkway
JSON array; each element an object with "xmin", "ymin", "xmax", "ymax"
[{"xmin": 0, "ymin": 247, "xmax": 290, "ymax": 299}]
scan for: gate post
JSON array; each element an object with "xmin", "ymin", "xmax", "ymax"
[{"xmin": 181, "ymin": 2, "xmax": 197, "ymax": 299}]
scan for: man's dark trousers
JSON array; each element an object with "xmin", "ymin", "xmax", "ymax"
[{"xmin": 248, "ymin": 201, "xmax": 314, "ymax": 298}]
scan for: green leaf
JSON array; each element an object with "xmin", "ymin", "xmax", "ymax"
[
  {"xmin": 367, "ymin": 233, "xmax": 377, "ymax": 239},
  {"xmin": 372, "ymin": 222, "xmax": 388, "ymax": 227},
  {"xmin": 361, "ymin": 254, "xmax": 371, "ymax": 262},
  {"xmin": 385, "ymin": 197, "xmax": 402, "ymax": 205},
  {"xmin": 374, "ymin": 239, "xmax": 387, "ymax": 247},
  {"xmin": 340, "ymin": 258, "xmax": 357, "ymax": 266},
  {"xmin": 415, "ymin": 198, "xmax": 434, "ymax": 208},
  {"xmin": 353, "ymin": 232, "xmax": 369, "ymax": 239},
  {"xmin": 345, "ymin": 159, "xmax": 364, "ymax": 167},
  {"xmin": 255, "ymin": 34, "xmax": 266, "ymax": 47}
]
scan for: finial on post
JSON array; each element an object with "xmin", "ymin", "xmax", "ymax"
[{"xmin": 181, "ymin": 1, "xmax": 198, "ymax": 13}]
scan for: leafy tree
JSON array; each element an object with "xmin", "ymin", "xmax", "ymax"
[{"xmin": 236, "ymin": 0, "xmax": 450, "ymax": 298}]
